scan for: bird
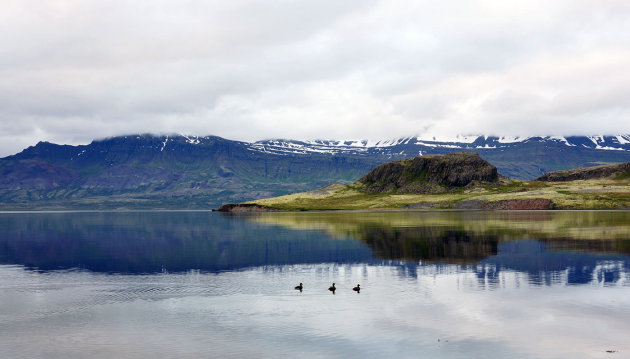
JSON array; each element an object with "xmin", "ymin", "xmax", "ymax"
[
  {"xmin": 294, "ymin": 283, "xmax": 303, "ymax": 291},
  {"xmin": 353, "ymin": 284, "xmax": 361, "ymax": 292},
  {"xmin": 328, "ymin": 282, "xmax": 336, "ymax": 293}
]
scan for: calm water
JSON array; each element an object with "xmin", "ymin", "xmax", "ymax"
[{"xmin": 1, "ymin": 211, "xmax": 630, "ymax": 358}]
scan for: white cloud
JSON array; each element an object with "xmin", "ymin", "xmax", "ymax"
[{"xmin": 1, "ymin": 0, "xmax": 630, "ymax": 156}]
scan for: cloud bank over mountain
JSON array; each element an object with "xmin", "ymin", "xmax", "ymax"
[{"xmin": 1, "ymin": 0, "xmax": 629, "ymax": 156}]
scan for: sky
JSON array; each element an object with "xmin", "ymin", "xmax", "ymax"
[{"xmin": 1, "ymin": 0, "xmax": 630, "ymax": 156}]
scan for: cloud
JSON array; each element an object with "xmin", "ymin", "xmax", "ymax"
[{"xmin": 1, "ymin": 0, "xmax": 630, "ymax": 156}]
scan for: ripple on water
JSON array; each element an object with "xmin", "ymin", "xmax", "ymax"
[{"xmin": 2, "ymin": 262, "xmax": 630, "ymax": 358}]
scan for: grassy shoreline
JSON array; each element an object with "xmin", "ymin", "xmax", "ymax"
[{"xmin": 245, "ymin": 179, "xmax": 630, "ymax": 211}]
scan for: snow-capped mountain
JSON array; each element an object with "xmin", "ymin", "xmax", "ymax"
[
  {"xmin": 110, "ymin": 134, "xmax": 630, "ymax": 157},
  {"xmin": 2, "ymin": 134, "xmax": 630, "ymax": 209},
  {"xmin": 247, "ymin": 135, "xmax": 630, "ymax": 157}
]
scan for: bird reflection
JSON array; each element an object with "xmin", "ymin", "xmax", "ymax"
[{"xmin": 328, "ymin": 282, "xmax": 336, "ymax": 295}]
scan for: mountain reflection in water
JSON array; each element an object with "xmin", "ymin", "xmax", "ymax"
[
  {"xmin": 1, "ymin": 211, "xmax": 629, "ymax": 285},
  {"xmin": 3, "ymin": 210, "xmax": 630, "ymax": 359},
  {"xmin": 0, "ymin": 211, "xmax": 373, "ymax": 273}
]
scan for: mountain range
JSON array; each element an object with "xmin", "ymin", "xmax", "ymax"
[{"xmin": 1, "ymin": 134, "xmax": 630, "ymax": 209}]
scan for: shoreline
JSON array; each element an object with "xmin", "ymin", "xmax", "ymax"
[{"xmin": 3, "ymin": 207, "xmax": 630, "ymax": 213}]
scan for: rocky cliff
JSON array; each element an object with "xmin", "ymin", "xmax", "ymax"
[
  {"xmin": 357, "ymin": 152, "xmax": 498, "ymax": 194},
  {"xmin": 537, "ymin": 162, "xmax": 630, "ymax": 181}
]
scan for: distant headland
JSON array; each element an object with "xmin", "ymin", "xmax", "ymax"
[{"xmin": 219, "ymin": 152, "xmax": 630, "ymax": 211}]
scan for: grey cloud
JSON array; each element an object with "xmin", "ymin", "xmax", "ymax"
[{"xmin": 1, "ymin": 0, "xmax": 630, "ymax": 156}]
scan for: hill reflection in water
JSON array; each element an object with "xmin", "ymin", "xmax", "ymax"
[
  {"xmin": 1, "ymin": 211, "xmax": 630, "ymax": 285},
  {"xmin": 243, "ymin": 211, "xmax": 630, "ymax": 285}
]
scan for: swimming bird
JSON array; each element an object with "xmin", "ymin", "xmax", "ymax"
[
  {"xmin": 353, "ymin": 284, "xmax": 360, "ymax": 292},
  {"xmin": 295, "ymin": 283, "xmax": 303, "ymax": 291},
  {"xmin": 328, "ymin": 282, "xmax": 336, "ymax": 293}
]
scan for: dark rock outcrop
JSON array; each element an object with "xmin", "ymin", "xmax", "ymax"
[
  {"xmin": 537, "ymin": 162, "xmax": 630, "ymax": 182},
  {"xmin": 357, "ymin": 152, "xmax": 498, "ymax": 194}
]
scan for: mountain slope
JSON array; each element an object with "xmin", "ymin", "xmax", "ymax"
[
  {"xmin": 1, "ymin": 134, "xmax": 630, "ymax": 209},
  {"xmin": 0, "ymin": 135, "xmax": 383, "ymax": 209}
]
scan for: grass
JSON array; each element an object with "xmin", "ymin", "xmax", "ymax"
[
  {"xmin": 249, "ymin": 178, "xmax": 630, "ymax": 210},
  {"xmin": 615, "ymin": 170, "xmax": 630, "ymax": 180}
]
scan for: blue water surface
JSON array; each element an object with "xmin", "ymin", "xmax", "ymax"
[{"xmin": 1, "ymin": 210, "xmax": 629, "ymax": 358}]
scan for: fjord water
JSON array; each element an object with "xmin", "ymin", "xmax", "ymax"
[{"xmin": 1, "ymin": 211, "xmax": 630, "ymax": 358}]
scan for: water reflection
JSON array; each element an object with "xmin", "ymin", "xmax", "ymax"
[
  {"xmin": 242, "ymin": 211, "xmax": 630, "ymax": 286},
  {"xmin": 1, "ymin": 211, "xmax": 630, "ymax": 286},
  {"xmin": 0, "ymin": 211, "xmax": 373, "ymax": 273},
  {"xmin": 360, "ymin": 227, "xmax": 499, "ymax": 264},
  {"xmin": 2, "ymin": 211, "xmax": 630, "ymax": 358}
]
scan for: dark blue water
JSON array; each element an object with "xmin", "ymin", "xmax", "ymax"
[{"xmin": 1, "ymin": 211, "xmax": 629, "ymax": 358}]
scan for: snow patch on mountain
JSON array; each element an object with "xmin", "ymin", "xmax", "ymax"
[
  {"xmin": 594, "ymin": 145, "xmax": 625, "ymax": 151},
  {"xmin": 415, "ymin": 134, "xmax": 478, "ymax": 143},
  {"xmin": 616, "ymin": 135, "xmax": 630, "ymax": 145},
  {"xmin": 547, "ymin": 136, "xmax": 576, "ymax": 146},
  {"xmin": 182, "ymin": 135, "xmax": 201, "ymax": 145},
  {"xmin": 245, "ymin": 135, "xmax": 630, "ymax": 156},
  {"xmin": 588, "ymin": 136, "xmax": 605, "ymax": 146},
  {"xmin": 415, "ymin": 141, "xmax": 463, "ymax": 149},
  {"xmin": 497, "ymin": 136, "xmax": 531, "ymax": 143}
]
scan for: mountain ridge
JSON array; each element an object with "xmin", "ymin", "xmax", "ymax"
[
  {"xmin": 250, "ymin": 135, "xmax": 630, "ymax": 157},
  {"xmin": 2, "ymin": 133, "xmax": 630, "ymax": 209},
  {"xmin": 12, "ymin": 134, "xmax": 630, "ymax": 159}
]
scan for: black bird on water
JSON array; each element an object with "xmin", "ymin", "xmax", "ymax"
[
  {"xmin": 295, "ymin": 283, "xmax": 303, "ymax": 292},
  {"xmin": 328, "ymin": 282, "xmax": 336, "ymax": 294},
  {"xmin": 353, "ymin": 284, "xmax": 361, "ymax": 292}
]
